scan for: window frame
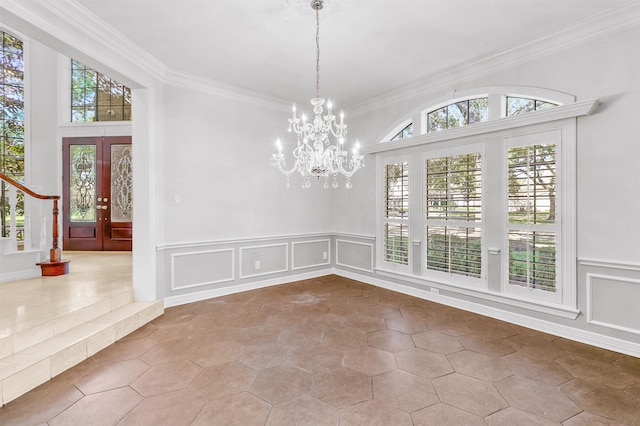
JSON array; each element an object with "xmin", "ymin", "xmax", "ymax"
[
  {"xmin": 424, "ymin": 97, "xmax": 489, "ymax": 134},
  {"xmin": 378, "ymin": 154, "xmax": 412, "ymax": 273},
  {"xmin": 70, "ymin": 59, "xmax": 132, "ymax": 123},
  {"xmin": 502, "ymin": 128, "xmax": 572, "ymax": 306},
  {"xmin": 422, "ymin": 143, "xmax": 486, "ymax": 289},
  {"xmin": 371, "ymin": 96, "xmax": 589, "ymax": 316},
  {"xmin": 0, "ymin": 28, "xmax": 27, "ymax": 240}
]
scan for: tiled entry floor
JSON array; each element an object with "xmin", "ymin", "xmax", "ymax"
[{"xmin": 1, "ymin": 275, "xmax": 639, "ymax": 425}]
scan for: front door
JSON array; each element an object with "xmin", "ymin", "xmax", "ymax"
[{"xmin": 62, "ymin": 136, "xmax": 132, "ymax": 251}]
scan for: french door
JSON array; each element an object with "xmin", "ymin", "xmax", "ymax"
[{"xmin": 62, "ymin": 136, "xmax": 132, "ymax": 251}]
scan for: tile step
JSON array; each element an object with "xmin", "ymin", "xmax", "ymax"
[
  {"xmin": 0, "ymin": 287, "xmax": 134, "ymax": 357},
  {"xmin": 0, "ymin": 299, "xmax": 164, "ymax": 406}
]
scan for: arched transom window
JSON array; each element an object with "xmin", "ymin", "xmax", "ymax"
[{"xmin": 385, "ymin": 88, "xmax": 566, "ymax": 142}]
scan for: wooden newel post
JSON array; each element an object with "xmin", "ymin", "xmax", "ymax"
[
  {"xmin": 38, "ymin": 196, "xmax": 69, "ymax": 275},
  {"xmin": 50, "ymin": 198, "xmax": 61, "ymax": 263}
]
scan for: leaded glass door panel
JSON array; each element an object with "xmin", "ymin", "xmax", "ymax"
[{"xmin": 63, "ymin": 136, "xmax": 132, "ymax": 251}]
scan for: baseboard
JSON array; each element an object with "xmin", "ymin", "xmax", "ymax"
[
  {"xmin": 0, "ymin": 269, "xmax": 40, "ymax": 283},
  {"xmin": 334, "ymin": 269, "xmax": 640, "ymax": 358},
  {"xmin": 163, "ymin": 268, "xmax": 335, "ymax": 308}
]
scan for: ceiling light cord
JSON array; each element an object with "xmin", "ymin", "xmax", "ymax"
[{"xmin": 315, "ymin": 4, "xmax": 320, "ymax": 99}]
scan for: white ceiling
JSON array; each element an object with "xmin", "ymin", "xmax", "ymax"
[{"xmin": 73, "ymin": 0, "xmax": 630, "ymax": 107}]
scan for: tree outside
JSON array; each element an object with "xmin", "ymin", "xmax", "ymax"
[
  {"xmin": 427, "ymin": 98, "xmax": 488, "ymax": 133},
  {"xmin": 71, "ymin": 59, "xmax": 131, "ymax": 122},
  {"xmin": 384, "ymin": 162, "xmax": 409, "ymax": 264},
  {"xmin": 507, "ymin": 143, "xmax": 557, "ymax": 291},
  {"xmin": 1, "ymin": 31, "xmax": 25, "ymax": 239},
  {"xmin": 425, "ymin": 153, "xmax": 482, "ymax": 277}
]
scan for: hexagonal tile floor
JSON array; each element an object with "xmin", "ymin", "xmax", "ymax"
[{"xmin": 1, "ymin": 275, "xmax": 639, "ymax": 425}]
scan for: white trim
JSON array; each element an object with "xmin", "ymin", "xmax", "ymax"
[
  {"xmin": 291, "ymin": 239, "xmax": 331, "ymax": 271},
  {"xmin": 336, "ymin": 269, "xmax": 639, "ymax": 357},
  {"xmin": 366, "ymin": 99, "xmax": 598, "ymax": 154},
  {"xmin": 12, "ymin": 0, "xmax": 166, "ymax": 82},
  {"xmin": 239, "ymin": 243, "xmax": 289, "ymax": 279},
  {"xmin": 374, "ymin": 267, "xmax": 579, "ymax": 319},
  {"xmin": 164, "ymin": 268, "xmax": 334, "ymax": 307},
  {"xmin": 0, "ymin": 269, "xmax": 41, "ymax": 283},
  {"xmin": 378, "ymin": 154, "xmax": 412, "ymax": 274},
  {"xmin": 381, "ymin": 118, "xmax": 413, "ymax": 143},
  {"xmin": 332, "ymin": 232, "xmax": 375, "ymax": 241},
  {"xmin": 579, "ymin": 257, "xmax": 640, "ymax": 272},
  {"xmin": 421, "ymin": 143, "xmax": 486, "ymax": 289},
  {"xmin": 58, "ymin": 122, "xmax": 133, "ymax": 137},
  {"xmin": 170, "ymin": 248, "xmax": 235, "ymax": 291},
  {"xmin": 349, "ymin": 3, "xmax": 638, "ymax": 115},
  {"xmin": 585, "ymin": 273, "xmax": 640, "ymax": 336},
  {"xmin": 502, "ymin": 129, "xmax": 564, "ymax": 305},
  {"xmin": 336, "ymin": 239, "xmax": 374, "ymax": 273},
  {"xmin": 156, "ymin": 231, "xmax": 332, "ymax": 251},
  {"xmin": 165, "ymin": 69, "xmax": 289, "ymax": 110}
]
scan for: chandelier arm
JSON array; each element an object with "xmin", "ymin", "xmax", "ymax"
[
  {"xmin": 340, "ymin": 155, "xmax": 364, "ymax": 178},
  {"xmin": 328, "ymin": 127, "xmax": 346, "ymax": 139},
  {"xmin": 272, "ymin": 145, "xmax": 306, "ymax": 176},
  {"xmin": 273, "ymin": 158, "xmax": 298, "ymax": 177}
]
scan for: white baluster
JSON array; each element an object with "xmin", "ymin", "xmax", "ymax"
[
  {"xmin": 8, "ymin": 186, "xmax": 17, "ymax": 252},
  {"xmin": 40, "ymin": 216, "xmax": 48, "ymax": 250},
  {"xmin": 24, "ymin": 212, "xmax": 32, "ymax": 250}
]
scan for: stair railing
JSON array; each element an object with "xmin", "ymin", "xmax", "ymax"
[{"xmin": 0, "ymin": 172, "xmax": 62, "ymax": 262}]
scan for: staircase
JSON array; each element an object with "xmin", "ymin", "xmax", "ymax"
[{"xmin": 0, "ymin": 254, "xmax": 164, "ymax": 406}]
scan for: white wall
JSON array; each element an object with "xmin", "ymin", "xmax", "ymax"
[
  {"xmin": 160, "ymin": 85, "xmax": 334, "ymax": 244},
  {"xmin": 156, "ymin": 85, "xmax": 338, "ymax": 300},
  {"xmin": 24, "ymin": 39, "xmax": 60, "ymax": 247},
  {"xmin": 338, "ymin": 25, "xmax": 640, "ymax": 261},
  {"xmin": 332, "ymin": 24, "xmax": 640, "ymax": 354}
]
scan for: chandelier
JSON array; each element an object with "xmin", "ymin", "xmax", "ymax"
[{"xmin": 272, "ymin": 0, "xmax": 363, "ymax": 189}]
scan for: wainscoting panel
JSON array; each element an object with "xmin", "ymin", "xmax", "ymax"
[
  {"xmin": 336, "ymin": 239, "xmax": 374, "ymax": 273},
  {"xmin": 292, "ymin": 239, "xmax": 330, "ymax": 270},
  {"xmin": 171, "ymin": 249, "xmax": 234, "ymax": 290},
  {"xmin": 240, "ymin": 243, "xmax": 288, "ymax": 279},
  {"xmin": 586, "ymin": 273, "xmax": 640, "ymax": 335}
]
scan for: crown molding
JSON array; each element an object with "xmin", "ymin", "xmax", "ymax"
[
  {"xmin": 1, "ymin": 0, "xmax": 637, "ymax": 112},
  {"xmin": 348, "ymin": 1, "xmax": 640, "ymax": 116},
  {"xmin": 164, "ymin": 69, "xmax": 290, "ymax": 110},
  {"xmin": 0, "ymin": 0, "xmax": 294, "ymax": 107},
  {"xmin": 0, "ymin": 0, "xmax": 168, "ymax": 84}
]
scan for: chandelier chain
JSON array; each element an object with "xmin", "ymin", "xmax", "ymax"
[
  {"xmin": 315, "ymin": 5, "xmax": 320, "ymax": 99},
  {"xmin": 271, "ymin": 0, "xmax": 363, "ymax": 189}
]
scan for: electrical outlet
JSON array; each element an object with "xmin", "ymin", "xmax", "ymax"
[
  {"xmin": 322, "ymin": 251, "xmax": 328, "ymax": 260},
  {"xmin": 254, "ymin": 260, "xmax": 261, "ymax": 270},
  {"xmin": 430, "ymin": 287, "xmax": 439, "ymax": 295},
  {"xmin": 173, "ymin": 194, "xmax": 182, "ymax": 205}
]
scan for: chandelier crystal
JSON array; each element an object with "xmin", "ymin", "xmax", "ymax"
[{"xmin": 272, "ymin": 0, "xmax": 363, "ymax": 189}]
